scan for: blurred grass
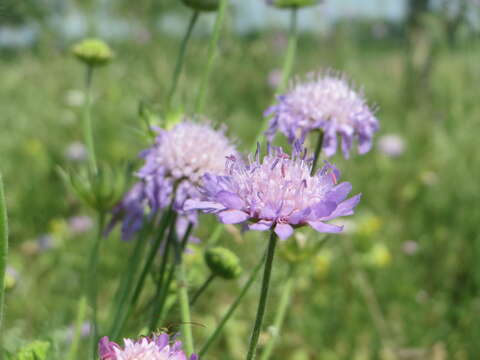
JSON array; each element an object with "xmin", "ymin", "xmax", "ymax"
[{"xmin": 1, "ymin": 21, "xmax": 480, "ymax": 359}]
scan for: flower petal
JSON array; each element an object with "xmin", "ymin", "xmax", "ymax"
[
  {"xmin": 325, "ymin": 182, "xmax": 352, "ymax": 203},
  {"xmin": 249, "ymin": 220, "xmax": 273, "ymax": 231},
  {"xmin": 323, "ymin": 194, "xmax": 361, "ymax": 220},
  {"xmin": 216, "ymin": 190, "xmax": 244, "ymax": 210},
  {"xmin": 274, "ymin": 223, "xmax": 294, "ymax": 240},
  {"xmin": 311, "ymin": 201, "xmax": 337, "ymax": 218},
  {"xmin": 184, "ymin": 199, "xmax": 224, "ymax": 212},
  {"xmin": 218, "ymin": 210, "xmax": 249, "ymax": 224},
  {"xmin": 308, "ymin": 221, "xmax": 343, "ymax": 233}
]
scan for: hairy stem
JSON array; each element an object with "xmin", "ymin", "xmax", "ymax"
[
  {"xmin": 83, "ymin": 65, "xmax": 97, "ymax": 174},
  {"xmin": 166, "ymin": 10, "xmax": 200, "ymax": 111},
  {"xmin": 246, "ymin": 232, "xmax": 278, "ymax": 360},
  {"xmin": 310, "ymin": 130, "xmax": 324, "ymax": 176},
  {"xmin": 190, "ymin": 273, "xmax": 216, "ymax": 306},
  {"xmin": 200, "ymin": 253, "xmax": 266, "ymax": 356},
  {"xmin": 0, "ymin": 173, "xmax": 8, "ymax": 341},
  {"xmin": 194, "ymin": 0, "xmax": 229, "ymax": 113},
  {"xmin": 259, "ymin": 268, "xmax": 295, "ymax": 360}
]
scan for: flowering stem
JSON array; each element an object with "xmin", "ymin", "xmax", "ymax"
[
  {"xmin": 310, "ymin": 130, "xmax": 324, "ymax": 176},
  {"xmin": 166, "ymin": 10, "xmax": 200, "ymax": 111},
  {"xmin": 130, "ymin": 210, "xmax": 176, "ymax": 309},
  {"xmin": 342, "ymin": 237, "xmax": 398, "ymax": 357},
  {"xmin": 190, "ymin": 273, "xmax": 216, "ymax": 306},
  {"xmin": 194, "ymin": 0, "xmax": 229, "ymax": 114},
  {"xmin": 150, "ymin": 222, "xmax": 194, "ymax": 332},
  {"xmin": 0, "ymin": 173, "xmax": 8, "ymax": 340},
  {"xmin": 109, "ymin": 219, "xmax": 152, "ymax": 338},
  {"xmin": 251, "ymin": 6, "xmax": 299, "ymax": 149},
  {"xmin": 67, "ymin": 296, "xmax": 87, "ymax": 360},
  {"xmin": 148, "ymin": 219, "xmax": 176, "ymax": 331},
  {"xmin": 199, "ymin": 253, "xmax": 266, "ymax": 356},
  {"xmin": 113, "ymin": 208, "xmax": 176, "ymax": 338},
  {"xmin": 278, "ymin": 7, "xmax": 298, "ymax": 94},
  {"xmin": 246, "ymin": 232, "xmax": 278, "ymax": 360},
  {"xmin": 259, "ymin": 267, "xmax": 295, "ymax": 360},
  {"xmin": 174, "ymin": 239, "xmax": 194, "ymax": 356},
  {"xmin": 83, "ymin": 64, "xmax": 97, "ymax": 174},
  {"xmin": 87, "ymin": 211, "xmax": 106, "ymax": 355}
]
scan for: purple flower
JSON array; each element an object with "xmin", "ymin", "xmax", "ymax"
[
  {"xmin": 68, "ymin": 215, "xmax": 94, "ymax": 234},
  {"xmin": 265, "ymin": 71, "xmax": 379, "ymax": 158},
  {"xmin": 99, "ymin": 334, "xmax": 198, "ymax": 360},
  {"xmin": 108, "ymin": 121, "xmax": 236, "ymax": 240},
  {"xmin": 378, "ymin": 134, "xmax": 405, "ymax": 157},
  {"xmin": 64, "ymin": 141, "xmax": 87, "ymax": 161},
  {"xmin": 185, "ymin": 145, "xmax": 361, "ymax": 240}
]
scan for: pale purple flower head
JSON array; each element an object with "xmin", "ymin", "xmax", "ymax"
[
  {"xmin": 99, "ymin": 334, "xmax": 197, "ymax": 360},
  {"xmin": 64, "ymin": 141, "xmax": 87, "ymax": 161},
  {"xmin": 378, "ymin": 134, "xmax": 405, "ymax": 157},
  {"xmin": 185, "ymin": 145, "xmax": 361, "ymax": 240},
  {"xmin": 265, "ymin": 71, "xmax": 379, "ymax": 158},
  {"xmin": 108, "ymin": 120, "xmax": 236, "ymax": 240},
  {"xmin": 68, "ymin": 215, "xmax": 94, "ymax": 234}
]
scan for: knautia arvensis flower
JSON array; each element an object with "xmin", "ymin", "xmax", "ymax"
[
  {"xmin": 99, "ymin": 333, "xmax": 198, "ymax": 360},
  {"xmin": 108, "ymin": 120, "xmax": 237, "ymax": 240},
  {"xmin": 185, "ymin": 145, "xmax": 361, "ymax": 240},
  {"xmin": 265, "ymin": 71, "xmax": 379, "ymax": 158}
]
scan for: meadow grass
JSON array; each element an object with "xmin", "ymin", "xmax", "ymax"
[{"xmin": 1, "ymin": 29, "xmax": 479, "ymax": 359}]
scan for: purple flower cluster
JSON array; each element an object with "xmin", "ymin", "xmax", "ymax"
[
  {"xmin": 99, "ymin": 333, "xmax": 197, "ymax": 360},
  {"xmin": 265, "ymin": 72, "xmax": 379, "ymax": 158},
  {"xmin": 108, "ymin": 121, "xmax": 236, "ymax": 240},
  {"xmin": 185, "ymin": 145, "xmax": 361, "ymax": 240}
]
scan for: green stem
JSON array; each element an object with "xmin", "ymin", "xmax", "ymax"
[
  {"xmin": 194, "ymin": 0, "xmax": 229, "ymax": 114},
  {"xmin": 343, "ymin": 238, "xmax": 398, "ymax": 356},
  {"xmin": 0, "ymin": 173, "xmax": 8, "ymax": 339},
  {"xmin": 83, "ymin": 65, "xmax": 97, "ymax": 174},
  {"xmin": 259, "ymin": 268, "xmax": 295, "ymax": 360},
  {"xmin": 310, "ymin": 130, "xmax": 324, "ymax": 176},
  {"xmin": 87, "ymin": 212, "xmax": 106, "ymax": 356},
  {"xmin": 175, "ymin": 243, "xmax": 194, "ymax": 355},
  {"xmin": 166, "ymin": 10, "xmax": 200, "ymax": 111},
  {"xmin": 246, "ymin": 232, "xmax": 278, "ymax": 360},
  {"xmin": 278, "ymin": 7, "xmax": 298, "ymax": 94},
  {"xmin": 199, "ymin": 254, "xmax": 266, "ymax": 356},
  {"xmin": 190, "ymin": 273, "xmax": 216, "ymax": 306},
  {"xmin": 148, "ymin": 220, "xmax": 176, "ymax": 331},
  {"xmin": 150, "ymin": 222, "xmax": 194, "ymax": 331},
  {"xmin": 114, "ymin": 208, "xmax": 176, "ymax": 337},
  {"xmin": 109, "ymin": 219, "xmax": 152, "ymax": 338},
  {"xmin": 251, "ymin": 6, "xmax": 299, "ymax": 149},
  {"xmin": 67, "ymin": 296, "xmax": 87, "ymax": 360},
  {"xmin": 206, "ymin": 224, "xmax": 223, "ymax": 246}
]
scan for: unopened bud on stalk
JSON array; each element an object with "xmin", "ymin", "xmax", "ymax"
[
  {"xmin": 204, "ymin": 247, "xmax": 242, "ymax": 279},
  {"xmin": 72, "ymin": 38, "xmax": 113, "ymax": 67},
  {"xmin": 267, "ymin": 0, "xmax": 321, "ymax": 9},
  {"xmin": 181, "ymin": 0, "xmax": 220, "ymax": 12},
  {"xmin": 58, "ymin": 164, "xmax": 126, "ymax": 213}
]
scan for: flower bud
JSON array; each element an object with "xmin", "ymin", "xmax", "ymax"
[
  {"xmin": 204, "ymin": 247, "xmax": 242, "ymax": 279},
  {"xmin": 59, "ymin": 164, "xmax": 127, "ymax": 213},
  {"xmin": 72, "ymin": 38, "xmax": 113, "ymax": 67},
  {"xmin": 181, "ymin": 0, "xmax": 220, "ymax": 12},
  {"xmin": 267, "ymin": 0, "xmax": 321, "ymax": 9}
]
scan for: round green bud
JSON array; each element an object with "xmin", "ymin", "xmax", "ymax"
[
  {"xmin": 267, "ymin": 0, "xmax": 321, "ymax": 9},
  {"xmin": 204, "ymin": 247, "xmax": 242, "ymax": 279},
  {"xmin": 181, "ymin": 0, "xmax": 220, "ymax": 12},
  {"xmin": 72, "ymin": 38, "xmax": 113, "ymax": 67}
]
